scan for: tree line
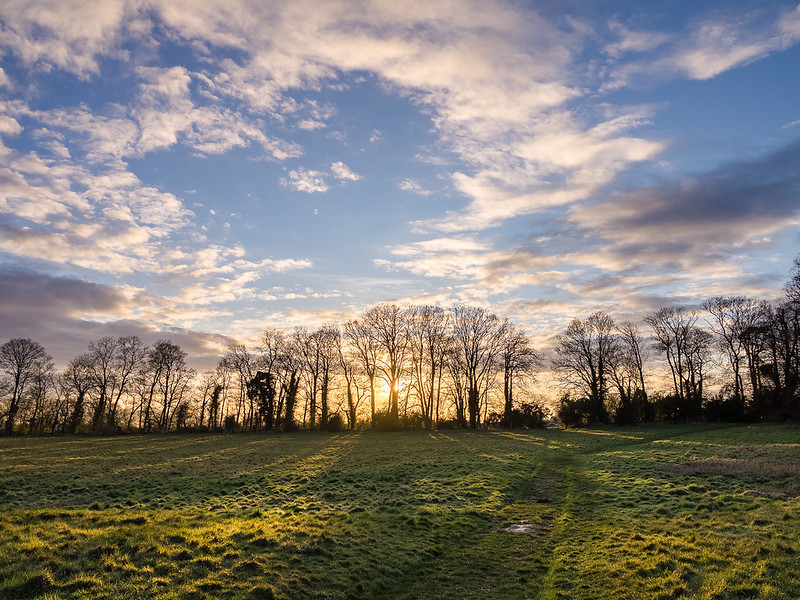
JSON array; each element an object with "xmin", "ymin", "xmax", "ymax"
[
  {"xmin": 554, "ymin": 257, "xmax": 800, "ymax": 425},
  {"xmin": 0, "ymin": 305, "xmax": 540, "ymax": 435},
  {"xmin": 2, "ymin": 257, "xmax": 799, "ymax": 434}
]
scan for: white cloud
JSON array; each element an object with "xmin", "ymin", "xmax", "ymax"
[
  {"xmin": 134, "ymin": 66, "xmax": 302, "ymax": 159},
  {"xmin": 605, "ymin": 6, "xmax": 800, "ymax": 87},
  {"xmin": 398, "ymin": 178, "xmax": 431, "ymax": 196},
  {"xmin": 0, "ymin": 0, "xmax": 132, "ymax": 78},
  {"xmin": 298, "ymin": 119, "xmax": 326, "ymax": 130},
  {"xmin": 675, "ymin": 19, "xmax": 785, "ymax": 80},
  {"xmin": 605, "ymin": 20, "xmax": 671, "ymax": 57},
  {"xmin": 0, "ymin": 97, "xmax": 312, "ymax": 323},
  {"xmin": 0, "ymin": 115, "xmax": 22, "ymax": 137},
  {"xmin": 136, "ymin": 0, "xmax": 595, "ymax": 231},
  {"xmin": 281, "ymin": 167, "xmax": 329, "ymax": 193},
  {"xmin": 330, "ymin": 161, "xmax": 361, "ymax": 181}
]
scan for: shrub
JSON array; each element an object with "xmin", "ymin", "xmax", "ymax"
[
  {"xmin": 651, "ymin": 393, "xmax": 703, "ymax": 422},
  {"xmin": 435, "ymin": 418, "xmax": 465, "ymax": 430},
  {"xmin": 613, "ymin": 389, "xmax": 653, "ymax": 425},
  {"xmin": 557, "ymin": 394, "xmax": 593, "ymax": 427},
  {"xmin": 223, "ymin": 416, "xmax": 240, "ymax": 433},
  {"xmin": 492, "ymin": 402, "xmax": 550, "ymax": 429},
  {"xmin": 704, "ymin": 394, "xmax": 748, "ymax": 422},
  {"xmin": 371, "ymin": 411, "xmax": 403, "ymax": 431},
  {"xmin": 323, "ymin": 413, "xmax": 345, "ymax": 432}
]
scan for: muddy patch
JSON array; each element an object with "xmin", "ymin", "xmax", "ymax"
[
  {"xmin": 529, "ymin": 472, "xmax": 560, "ymax": 504},
  {"xmin": 663, "ymin": 459, "xmax": 800, "ymax": 478}
]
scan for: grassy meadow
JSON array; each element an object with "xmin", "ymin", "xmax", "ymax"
[{"xmin": 0, "ymin": 424, "xmax": 799, "ymax": 599}]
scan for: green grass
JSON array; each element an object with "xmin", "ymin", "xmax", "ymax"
[{"xmin": 0, "ymin": 424, "xmax": 798, "ymax": 599}]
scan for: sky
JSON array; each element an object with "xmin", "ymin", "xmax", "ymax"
[{"xmin": 0, "ymin": 0, "xmax": 799, "ymax": 370}]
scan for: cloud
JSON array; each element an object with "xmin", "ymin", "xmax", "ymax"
[
  {"xmin": 134, "ymin": 66, "xmax": 302, "ymax": 159},
  {"xmin": 0, "ymin": 0, "xmax": 133, "ymax": 78},
  {"xmin": 280, "ymin": 162, "xmax": 361, "ymax": 192},
  {"xmin": 605, "ymin": 20, "xmax": 672, "ymax": 58},
  {"xmin": 675, "ymin": 6, "xmax": 800, "ymax": 80},
  {"xmin": 330, "ymin": 161, "xmax": 361, "ymax": 181},
  {"xmin": 1, "ymin": 0, "xmax": 797, "ymax": 355},
  {"xmin": 380, "ymin": 142, "xmax": 800, "ymax": 317},
  {"xmin": 411, "ymin": 107, "xmax": 662, "ymax": 232},
  {"xmin": 571, "ymin": 139, "xmax": 800, "ymax": 249},
  {"xmin": 377, "ymin": 235, "xmax": 570, "ymax": 302},
  {"xmin": 138, "ymin": 0, "xmax": 602, "ymax": 230},
  {"xmin": 0, "ymin": 266, "xmax": 235, "ymax": 369},
  {"xmin": 0, "ymin": 100, "xmax": 311, "ymax": 314},
  {"xmin": 280, "ymin": 167, "xmax": 329, "ymax": 193},
  {"xmin": 8, "ymin": 0, "xmax": 780, "ymax": 241},
  {"xmin": 398, "ymin": 178, "xmax": 431, "ymax": 196},
  {"xmin": 298, "ymin": 119, "xmax": 326, "ymax": 130},
  {"xmin": 604, "ymin": 5, "xmax": 800, "ymax": 89},
  {"xmin": 0, "ymin": 116, "xmax": 194, "ymax": 273}
]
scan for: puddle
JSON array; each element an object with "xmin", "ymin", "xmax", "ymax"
[{"xmin": 503, "ymin": 523, "xmax": 537, "ymax": 533}]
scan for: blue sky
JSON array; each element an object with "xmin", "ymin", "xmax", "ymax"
[{"xmin": 0, "ymin": 0, "xmax": 799, "ymax": 368}]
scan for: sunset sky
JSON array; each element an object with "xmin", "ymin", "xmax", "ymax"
[{"xmin": 1, "ymin": 0, "xmax": 799, "ymax": 368}]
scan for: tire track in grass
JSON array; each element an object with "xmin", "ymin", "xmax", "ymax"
[{"xmin": 401, "ymin": 436, "xmax": 572, "ymax": 600}]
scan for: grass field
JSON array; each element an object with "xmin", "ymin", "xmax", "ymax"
[{"xmin": 0, "ymin": 424, "xmax": 799, "ymax": 600}]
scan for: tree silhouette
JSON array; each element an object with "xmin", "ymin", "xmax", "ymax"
[
  {"xmin": 552, "ymin": 312, "xmax": 615, "ymax": 425},
  {"xmin": 1, "ymin": 338, "xmax": 52, "ymax": 435}
]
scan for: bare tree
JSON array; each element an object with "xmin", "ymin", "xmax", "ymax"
[
  {"xmin": 364, "ymin": 304, "xmax": 409, "ymax": 424},
  {"xmin": 49, "ymin": 375, "xmax": 75, "ymax": 434},
  {"xmin": 451, "ymin": 306, "xmax": 504, "ymax": 429},
  {"xmin": 143, "ymin": 340, "xmax": 194, "ymax": 432},
  {"xmin": 281, "ymin": 357, "xmax": 301, "ymax": 431},
  {"xmin": 608, "ymin": 322, "xmax": 651, "ymax": 424},
  {"xmin": 644, "ymin": 307, "xmax": 708, "ymax": 420},
  {"xmin": 618, "ymin": 323, "xmax": 649, "ymax": 400},
  {"xmin": 291, "ymin": 326, "xmax": 338, "ymax": 429},
  {"xmin": 444, "ymin": 345, "xmax": 468, "ymax": 426},
  {"xmin": 644, "ymin": 307, "xmax": 696, "ymax": 401},
  {"xmin": 108, "ymin": 335, "xmax": 146, "ymax": 429},
  {"xmin": 786, "ymin": 253, "xmax": 800, "ymax": 304},
  {"xmin": 343, "ymin": 317, "xmax": 380, "ymax": 427},
  {"xmin": 1, "ymin": 338, "xmax": 53, "ymax": 435},
  {"xmin": 702, "ymin": 297, "xmax": 763, "ymax": 400},
  {"xmin": 684, "ymin": 327, "xmax": 713, "ymax": 408},
  {"xmin": 86, "ymin": 336, "xmax": 118, "ymax": 433},
  {"xmin": 407, "ymin": 305, "xmax": 450, "ymax": 428},
  {"xmin": 293, "ymin": 327, "xmax": 319, "ymax": 429},
  {"xmin": 316, "ymin": 325, "xmax": 340, "ymax": 429},
  {"xmin": 552, "ymin": 312, "xmax": 615, "ymax": 424},
  {"xmin": 63, "ymin": 353, "xmax": 95, "ymax": 433},
  {"xmin": 195, "ymin": 370, "xmax": 219, "ymax": 429},
  {"xmin": 25, "ymin": 360, "xmax": 54, "ymax": 435},
  {"xmin": 761, "ymin": 300, "xmax": 800, "ymax": 412},
  {"xmin": 335, "ymin": 325, "xmax": 368, "ymax": 429},
  {"xmin": 267, "ymin": 331, "xmax": 299, "ymax": 431},
  {"xmin": 220, "ymin": 343, "xmax": 260, "ymax": 429},
  {"xmin": 499, "ymin": 322, "xmax": 539, "ymax": 428}
]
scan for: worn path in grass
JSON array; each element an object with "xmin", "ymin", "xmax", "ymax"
[{"xmin": 0, "ymin": 425, "xmax": 799, "ymax": 599}]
